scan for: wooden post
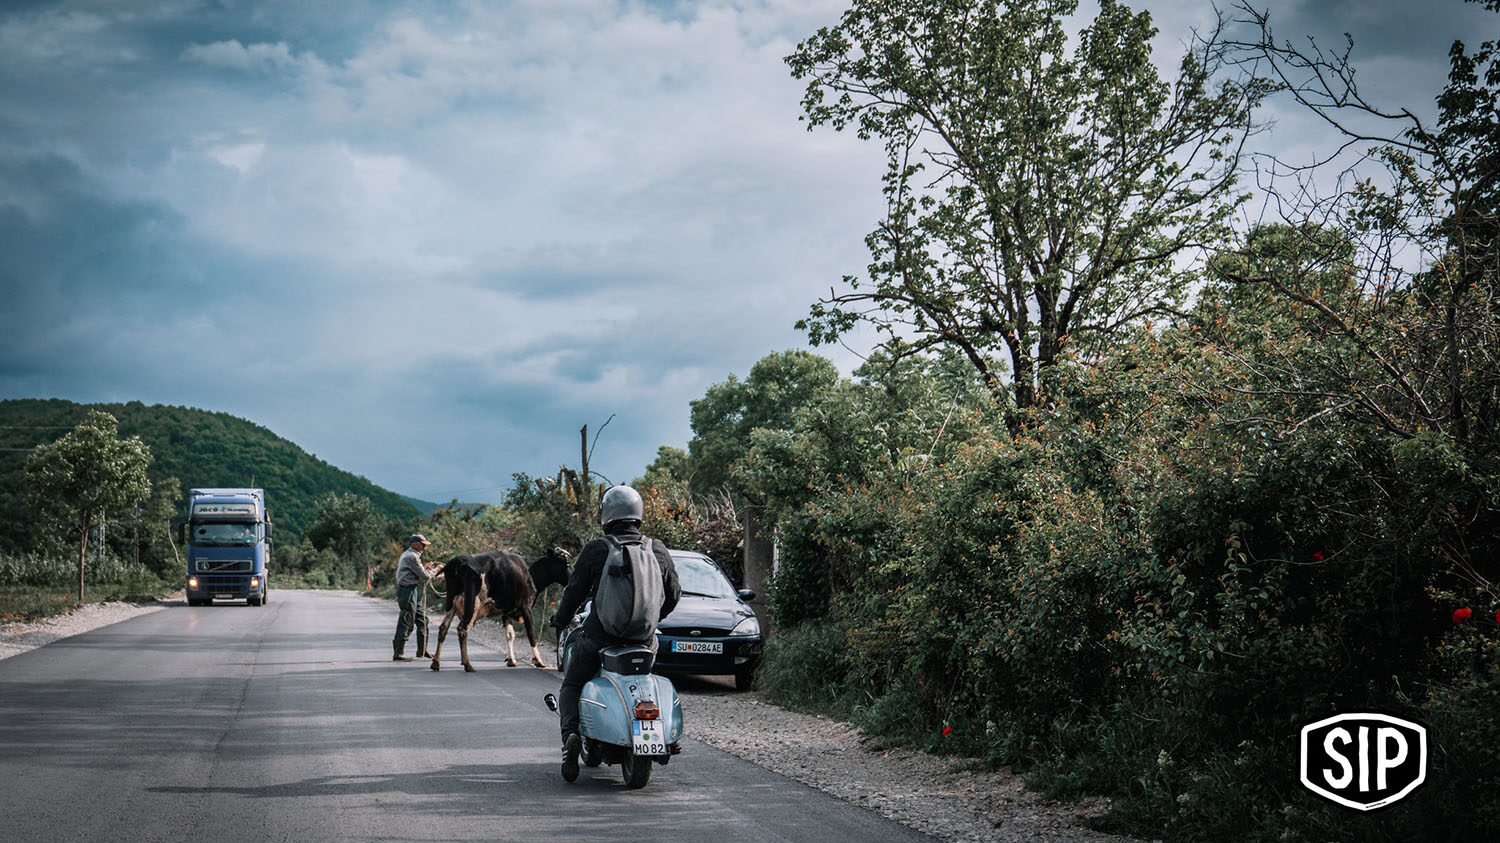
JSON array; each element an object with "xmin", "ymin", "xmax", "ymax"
[{"xmin": 578, "ymin": 424, "xmax": 590, "ymax": 520}]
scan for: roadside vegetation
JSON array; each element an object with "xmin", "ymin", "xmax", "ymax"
[{"xmin": 642, "ymin": 1, "xmax": 1500, "ymax": 841}]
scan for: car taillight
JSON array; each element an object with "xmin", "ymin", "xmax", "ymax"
[{"xmin": 634, "ymin": 701, "xmax": 659, "ymax": 720}]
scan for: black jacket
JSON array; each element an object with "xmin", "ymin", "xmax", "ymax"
[{"xmin": 553, "ymin": 524, "xmax": 681, "ymax": 644}]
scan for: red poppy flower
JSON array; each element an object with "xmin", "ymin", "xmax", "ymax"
[
  {"xmin": 1452, "ymin": 608, "xmax": 1472, "ymax": 623},
  {"xmin": 1311, "ymin": 552, "xmax": 1324, "ymax": 562},
  {"xmin": 942, "ymin": 726, "xmax": 953, "ymax": 737}
]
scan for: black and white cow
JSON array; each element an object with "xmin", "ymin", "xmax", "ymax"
[{"xmin": 428, "ymin": 547, "xmax": 570, "ymax": 673}]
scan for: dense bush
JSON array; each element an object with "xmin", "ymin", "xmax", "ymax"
[
  {"xmin": 0, "ymin": 551, "xmax": 163, "ymax": 587},
  {"xmin": 749, "ymin": 295, "xmax": 1499, "ymax": 840}
]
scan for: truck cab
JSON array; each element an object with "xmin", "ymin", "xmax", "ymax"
[{"xmin": 183, "ymin": 488, "xmax": 272, "ymax": 606}]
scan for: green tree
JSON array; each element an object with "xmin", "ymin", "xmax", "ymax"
[
  {"xmin": 788, "ymin": 0, "xmax": 1266, "ymax": 421},
  {"xmin": 633, "ymin": 445, "xmax": 693, "ymax": 492},
  {"xmin": 305, "ymin": 492, "xmax": 384, "ymax": 588},
  {"xmin": 123, "ymin": 475, "xmax": 183, "ymax": 577},
  {"xmin": 687, "ymin": 350, "xmax": 841, "ymax": 493},
  {"xmin": 24, "ymin": 410, "xmax": 152, "ymax": 600}
]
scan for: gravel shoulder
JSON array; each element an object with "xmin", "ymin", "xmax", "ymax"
[
  {"xmin": 0, "ymin": 597, "xmax": 168, "ymax": 661},
  {"xmin": 2, "ymin": 591, "xmax": 1148, "ymax": 843}
]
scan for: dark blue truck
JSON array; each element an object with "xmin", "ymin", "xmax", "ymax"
[{"xmin": 182, "ymin": 488, "xmax": 272, "ymax": 606}]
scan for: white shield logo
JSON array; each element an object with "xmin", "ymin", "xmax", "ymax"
[{"xmin": 1300, "ymin": 713, "xmax": 1427, "ymax": 811}]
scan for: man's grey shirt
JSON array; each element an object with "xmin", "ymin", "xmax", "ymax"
[{"xmin": 396, "ymin": 548, "xmax": 432, "ymax": 588}]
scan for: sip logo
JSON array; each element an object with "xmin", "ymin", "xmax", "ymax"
[{"xmin": 1299, "ymin": 713, "xmax": 1427, "ymax": 811}]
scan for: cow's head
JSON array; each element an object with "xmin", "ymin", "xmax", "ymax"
[{"xmin": 531, "ymin": 546, "xmax": 572, "ymax": 590}]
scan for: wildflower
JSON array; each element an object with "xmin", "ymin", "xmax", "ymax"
[
  {"xmin": 1453, "ymin": 608, "xmax": 1472, "ymax": 624},
  {"xmin": 942, "ymin": 726, "xmax": 953, "ymax": 737},
  {"xmin": 1311, "ymin": 552, "xmax": 1324, "ymax": 562}
]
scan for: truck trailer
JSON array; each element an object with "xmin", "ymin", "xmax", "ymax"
[{"xmin": 182, "ymin": 488, "xmax": 272, "ymax": 606}]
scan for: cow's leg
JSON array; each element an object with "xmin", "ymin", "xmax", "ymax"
[
  {"xmin": 505, "ymin": 621, "xmax": 518, "ymax": 667},
  {"xmin": 459, "ymin": 590, "xmax": 480, "ymax": 672},
  {"xmin": 430, "ymin": 601, "xmax": 459, "ymax": 671},
  {"xmin": 521, "ymin": 612, "xmax": 548, "ymax": 668}
]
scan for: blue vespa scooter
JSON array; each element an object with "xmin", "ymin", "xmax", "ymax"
[{"xmin": 544, "ymin": 605, "xmax": 684, "ymax": 788}]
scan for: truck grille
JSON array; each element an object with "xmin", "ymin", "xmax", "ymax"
[
  {"xmin": 197, "ymin": 574, "xmax": 250, "ymax": 589},
  {"xmin": 197, "ymin": 559, "xmax": 252, "ymax": 573}
]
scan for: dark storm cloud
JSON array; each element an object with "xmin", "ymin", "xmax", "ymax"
[
  {"xmin": 0, "ymin": 152, "xmax": 191, "ymax": 383},
  {"xmin": 1235, "ymin": 0, "xmax": 1497, "ymax": 110},
  {"xmin": 2, "ymin": 0, "xmax": 1476, "ymax": 502}
]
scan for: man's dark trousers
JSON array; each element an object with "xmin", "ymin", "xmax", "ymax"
[
  {"xmin": 558, "ymin": 634, "xmax": 605, "ymax": 740},
  {"xmin": 394, "ymin": 583, "xmax": 428, "ymax": 654}
]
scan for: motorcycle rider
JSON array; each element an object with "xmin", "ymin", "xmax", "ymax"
[{"xmin": 550, "ymin": 484, "xmax": 681, "ymax": 781}]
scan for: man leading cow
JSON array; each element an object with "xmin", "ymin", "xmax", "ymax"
[
  {"xmin": 550, "ymin": 484, "xmax": 681, "ymax": 781},
  {"xmin": 393, "ymin": 533, "xmax": 436, "ymax": 661}
]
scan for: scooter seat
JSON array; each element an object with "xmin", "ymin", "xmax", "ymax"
[{"xmin": 600, "ymin": 644, "xmax": 655, "ymax": 675}]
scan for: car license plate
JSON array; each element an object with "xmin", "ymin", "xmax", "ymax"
[
  {"xmin": 633, "ymin": 719, "xmax": 666, "ymax": 756},
  {"xmin": 672, "ymin": 640, "xmax": 723, "ymax": 654},
  {"xmin": 214, "ymin": 594, "xmax": 235, "ymax": 600}
]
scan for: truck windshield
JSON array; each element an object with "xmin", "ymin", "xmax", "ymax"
[{"xmin": 191, "ymin": 522, "xmax": 259, "ymax": 546}]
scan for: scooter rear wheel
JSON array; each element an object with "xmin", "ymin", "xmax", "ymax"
[{"xmin": 621, "ymin": 750, "xmax": 651, "ymax": 789}]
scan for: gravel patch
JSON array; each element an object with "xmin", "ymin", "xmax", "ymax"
[
  {"xmin": 0, "ymin": 597, "xmax": 169, "ymax": 661},
  {"xmin": 5, "ymin": 593, "xmax": 1148, "ymax": 842},
  {"xmin": 685, "ymin": 692, "xmax": 1144, "ymax": 843}
]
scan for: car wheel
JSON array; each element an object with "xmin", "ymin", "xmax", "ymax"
[
  {"xmin": 734, "ymin": 667, "xmax": 754, "ymax": 691},
  {"xmin": 621, "ymin": 750, "xmax": 651, "ymax": 789}
]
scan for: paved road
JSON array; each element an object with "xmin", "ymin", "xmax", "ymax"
[{"xmin": 0, "ymin": 590, "xmax": 930, "ymax": 842}]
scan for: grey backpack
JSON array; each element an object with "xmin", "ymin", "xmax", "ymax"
[{"xmin": 594, "ymin": 534, "xmax": 665, "ymax": 641}]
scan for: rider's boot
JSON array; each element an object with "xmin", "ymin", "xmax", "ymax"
[
  {"xmin": 561, "ymin": 732, "xmax": 582, "ymax": 782},
  {"xmin": 393, "ymin": 641, "xmax": 414, "ymax": 662},
  {"xmin": 415, "ymin": 631, "xmax": 430, "ymax": 659}
]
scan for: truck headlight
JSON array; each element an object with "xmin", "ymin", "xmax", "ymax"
[
  {"xmin": 188, "ymin": 577, "xmax": 198, "ymax": 588},
  {"xmin": 250, "ymin": 577, "xmax": 260, "ymax": 588},
  {"xmin": 728, "ymin": 616, "xmax": 760, "ymax": 637}
]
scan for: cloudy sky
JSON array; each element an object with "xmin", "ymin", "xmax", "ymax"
[{"xmin": 1, "ymin": 0, "xmax": 1491, "ymax": 504}]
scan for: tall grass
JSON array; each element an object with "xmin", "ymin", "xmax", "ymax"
[{"xmin": 0, "ymin": 551, "xmax": 173, "ymax": 620}]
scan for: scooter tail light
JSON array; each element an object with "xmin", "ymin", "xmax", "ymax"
[{"xmin": 634, "ymin": 701, "xmax": 660, "ymax": 720}]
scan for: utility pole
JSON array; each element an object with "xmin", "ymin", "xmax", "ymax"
[{"xmin": 579, "ymin": 425, "xmax": 590, "ymax": 522}]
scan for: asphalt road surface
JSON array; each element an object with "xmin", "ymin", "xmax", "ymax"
[{"xmin": 0, "ymin": 589, "xmax": 931, "ymax": 843}]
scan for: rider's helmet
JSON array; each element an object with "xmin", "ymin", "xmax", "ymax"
[{"xmin": 599, "ymin": 485, "xmax": 644, "ymax": 528}]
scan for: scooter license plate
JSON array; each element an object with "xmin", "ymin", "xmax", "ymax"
[{"xmin": 632, "ymin": 719, "xmax": 666, "ymax": 756}]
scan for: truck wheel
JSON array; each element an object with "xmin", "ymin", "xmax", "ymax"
[
  {"xmin": 621, "ymin": 750, "xmax": 652, "ymax": 789},
  {"xmin": 248, "ymin": 594, "xmax": 261, "ymax": 606}
]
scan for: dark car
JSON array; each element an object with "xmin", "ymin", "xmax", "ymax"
[{"xmin": 655, "ymin": 550, "xmax": 763, "ymax": 690}]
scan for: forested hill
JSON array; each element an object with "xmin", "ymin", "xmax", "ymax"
[{"xmin": 0, "ymin": 398, "xmax": 420, "ymax": 551}]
